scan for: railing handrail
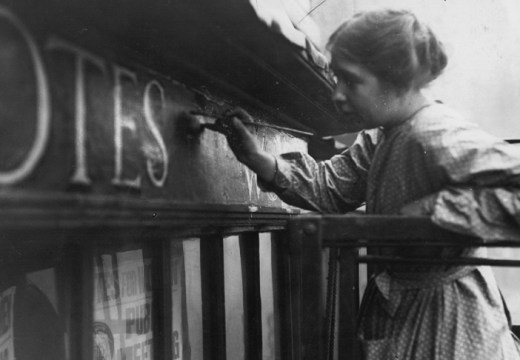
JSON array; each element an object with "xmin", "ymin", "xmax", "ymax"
[{"xmin": 292, "ymin": 213, "xmax": 520, "ymax": 247}]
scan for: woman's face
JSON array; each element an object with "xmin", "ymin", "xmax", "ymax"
[{"xmin": 330, "ymin": 57, "xmax": 399, "ymax": 131}]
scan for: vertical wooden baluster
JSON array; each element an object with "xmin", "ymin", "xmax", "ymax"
[
  {"xmin": 201, "ymin": 235, "xmax": 226, "ymax": 360},
  {"xmin": 288, "ymin": 217, "xmax": 324, "ymax": 360},
  {"xmin": 239, "ymin": 233, "xmax": 262, "ymax": 360},
  {"xmin": 338, "ymin": 248, "xmax": 360, "ymax": 360}
]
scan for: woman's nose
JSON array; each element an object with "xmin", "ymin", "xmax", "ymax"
[{"xmin": 332, "ymin": 83, "xmax": 349, "ymax": 106}]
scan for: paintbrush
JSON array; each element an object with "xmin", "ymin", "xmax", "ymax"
[{"xmin": 189, "ymin": 111, "xmax": 315, "ymax": 137}]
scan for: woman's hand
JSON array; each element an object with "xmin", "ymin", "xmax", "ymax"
[
  {"xmin": 217, "ymin": 108, "xmax": 261, "ymax": 164},
  {"xmin": 218, "ymin": 108, "xmax": 277, "ymax": 183},
  {"xmin": 399, "ymin": 194, "xmax": 437, "ymax": 216},
  {"xmin": 399, "ymin": 200, "xmax": 426, "ymax": 216}
]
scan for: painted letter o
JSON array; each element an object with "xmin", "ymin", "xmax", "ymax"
[{"xmin": 0, "ymin": 6, "xmax": 50, "ymax": 185}]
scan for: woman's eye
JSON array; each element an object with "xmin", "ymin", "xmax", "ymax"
[
  {"xmin": 340, "ymin": 77, "xmax": 353, "ymax": 88},
  {"xmin": 331, "ymin": 70, "xmax": 358, "ymax": 89}
]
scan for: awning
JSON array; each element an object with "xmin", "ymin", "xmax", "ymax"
[{"xmin": 248, "ymin": 0, "xmax": 321, "ymax": 49}]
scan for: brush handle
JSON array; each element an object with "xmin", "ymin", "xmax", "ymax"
[{"xmin": 191, "ymin": 111, "xmax": 315, "ymax": 137}]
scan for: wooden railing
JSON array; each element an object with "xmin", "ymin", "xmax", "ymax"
[{"xmin": 284, "ymin": 214, "xmax": 520, "ymax": 360}]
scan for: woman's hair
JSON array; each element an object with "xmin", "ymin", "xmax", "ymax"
[{"xmin": 327, "ymin": 9, "xmax": 448, "ymax": 92}]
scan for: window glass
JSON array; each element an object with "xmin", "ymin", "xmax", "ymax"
[
  {"xmin": 259, "ymin": 233, "xmax": 279, "ymax": 360},
  {"xmin": 182, "ymin": 239, "xmax": 203, "ymax": 360},
  {"xmin": 170, "ymin": 239, "xmax": 203, "ymax": 360},
  {"xmin": 171, "ymin": 241, "xmax": 184, "ymax": 360},
  {"xmin": 93, "ymin": 248, "xmax": 152, "ymax": 360},
  {"xmin": 223, "ymin": 236, "xmax": 244, "ymax": 360}
]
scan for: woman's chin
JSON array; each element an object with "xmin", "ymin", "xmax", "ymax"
[{"xmin": 341, "ymin": 113, "xmax": 366, "ymax": 133}]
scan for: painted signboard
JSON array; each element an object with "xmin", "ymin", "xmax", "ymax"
[{"xmin": 0, "ymin": 4, "xmax": 307, "ymax": 209}]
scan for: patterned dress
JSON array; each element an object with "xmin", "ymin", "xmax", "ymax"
[{"xmin": 261, "ymin": 103, "xmax": 520, "ymax": 359}]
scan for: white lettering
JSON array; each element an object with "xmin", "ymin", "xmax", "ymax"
[
  {"xmin": 143, "ymin": 81, "xmax": 168, "ymax": 187},
  {"xmin": 46, "ymin": 37, "xmax": 107, "ymax": 185},
  {"xmin": 0, "ymin": 6, "xmax": 50, "ymax": 185},
  {"xmin": 245, "ymin": 168, "xmax": 260, "ymax": 202},
  {"xmin": 112, "ymin": 65, "xmax": 141, "ymax": 188}
]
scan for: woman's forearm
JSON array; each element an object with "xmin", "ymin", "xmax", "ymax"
[{"xmin": 243, "ymin": 150, "xmax": 277, "ymax": 183}]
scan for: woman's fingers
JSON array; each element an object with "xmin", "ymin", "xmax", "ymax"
[
  {"xmin": 229, "ymin": 117, "xmax": 251, "ymax": 138},
  {"xmin": 224, "ymin": 107, "xmax": 254, "ymax": 123},
  {"xmin": 399, "ymin": 195, "xmax": 437, "ymax": 216},
  {"xmin": 214, "ymin": 108, "xmax": 275, "ymax": 179}
]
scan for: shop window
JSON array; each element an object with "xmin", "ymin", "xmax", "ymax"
[{"xmin": 93, "ymin": 248, "xmax": 153, "ymax": 360}]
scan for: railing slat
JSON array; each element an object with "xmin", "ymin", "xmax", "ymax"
[
  {"xmin": 200, "ymin": 236, "xmax": 226, "ymax": 360},
  {"xmin": 287, "ymin": 218, "xmax": 324, "ymax": 360},
  {"xmin": 338, "ymin": 248, "xmax": 360, "ymax": 360},
  {"xmin": 239, "ymin": 234, "xmax": 263, "ymax": 360}
]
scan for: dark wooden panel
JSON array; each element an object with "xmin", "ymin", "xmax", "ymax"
[
  {"xmin": 68, "ymin": 241, "xmax": 94, "ymax": 360},
  {"xmin": 153, "ymin": 240, "xmax": 172, "ymax": 360},
  {"xmin": 0, "ymin": 191, "xmax": 298, "ymax": 232}
]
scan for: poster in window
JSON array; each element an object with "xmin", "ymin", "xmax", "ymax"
[
  {"xmin": 94, "ymin": 249, "xmax": 153, "ymax": 360},
  {"xmin": 0, "ymin": 287, "xmax": 15, "ymax": 360}
]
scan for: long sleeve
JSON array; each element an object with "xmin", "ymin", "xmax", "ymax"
[
  {"xmin": 413, "ymin": 119, "xmax": 520, "ymax": 240},
  {"xmin": 259, "ymin": 129, "xmax": 381, "ymax": 213}
]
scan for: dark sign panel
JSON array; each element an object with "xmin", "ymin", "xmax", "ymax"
[{"xmin": 0, "ymin": 5, "xmax": 306, "ymax": 211}]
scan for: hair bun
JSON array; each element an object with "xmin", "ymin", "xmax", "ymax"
[{"xmin": 327, "ymin": 9, "xmax": 448, "ymax": 91}]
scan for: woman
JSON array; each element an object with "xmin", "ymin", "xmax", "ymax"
[{"xmin": 219, "ymin": 9, "xmax": 520, "ymax": 359}]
